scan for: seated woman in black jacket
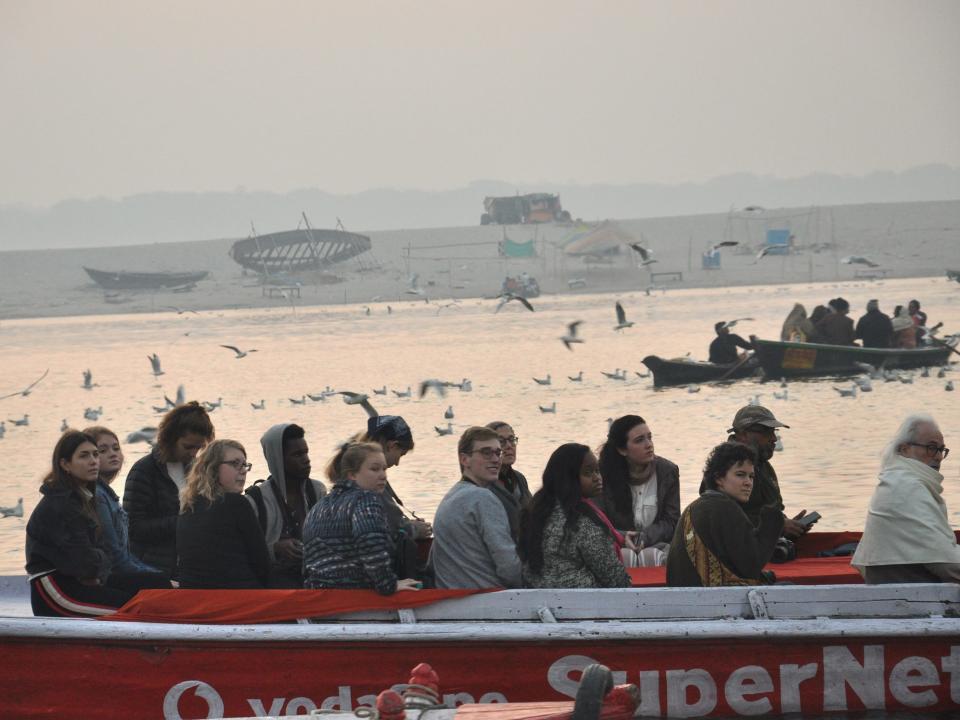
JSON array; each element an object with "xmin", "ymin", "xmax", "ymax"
[
  {"xmin": 177, "ymin": 440, "xmax": 270, "ymax": 589},
  {"xmin": 666, "ymin": 442, "xmax": 784, "ymax": 587},
  {"xmin": 596, "ymin": 415, "xmax": 680, "ymax": 566},
  {"xmin": 122, "ymin": 401, "xmax": 215, "ymax": 578},
  {"xmin": 26, "ymin": 431, "xmax": 161, "ymax": 617}
]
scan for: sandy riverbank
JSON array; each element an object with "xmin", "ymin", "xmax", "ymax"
[{"xmin": 0, "ymin": 199, "xmax": 957, "ymax": 321}]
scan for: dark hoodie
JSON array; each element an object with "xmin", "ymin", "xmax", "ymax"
[{"xmin": 246, "ymin": 423, "xmax": 327, "ymax": 585}]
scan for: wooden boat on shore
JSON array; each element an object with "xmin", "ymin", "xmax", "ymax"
[
  {"xmin": 2, "ymin": 531, "xmax": 959, "ymax": 719},
  {"xmin": 83, "ymin": 266, "xmax": 209, "ymax": 291},
  {"xmin": 642, "ymin": 354, "xmax": 759, "ymax": 387},
  {"xmin": 750, "ymin": 335, "xmax": 957, "ymax": 380}
]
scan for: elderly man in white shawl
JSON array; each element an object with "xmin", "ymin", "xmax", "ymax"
[{"xmin": 852, "ymin": 413, "xmax": 958, "ymax": 583}]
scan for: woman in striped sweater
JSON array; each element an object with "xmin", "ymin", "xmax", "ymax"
[{"xmin": 302, "ymin": 443, "xmax": 420, "ymax": 594}]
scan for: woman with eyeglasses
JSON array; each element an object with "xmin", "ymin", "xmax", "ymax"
[
  {"xmin": 176, "ymin": 440, "xmax": 270, "ymax": 589},
  {"xmin": 304, "ymin": 442, "xmax": 421, "ymax": 594},
  {"xmin": 596, "ymin": 414, "xmax": 680, "ymax": 567},
  {"xmin": 26, "ymin": 430, "xmax": 160, "ymax": 617},
  {"xmin": 519, "ymin": 443, "xmax": 632, "ymax": 588},
  {"xmin": 666, "ymin": 442, "xmax": 783, "ymax": 587},
  {"xmin": 486, "ymin": 421, "xmax": 532, "ymax": 542},
  {"xmin": 123, "ymin": 401, "xmax": 215, "ymax": 578}
]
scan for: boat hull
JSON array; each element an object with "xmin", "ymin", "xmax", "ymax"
[
  {"xmin": 642, "ymin": 355, "xmax": 758, "ymax": 387},
  {"xmin": 2, "ymin": 580, "xmax": 959, "ymax": 719},
  {"xmin": 83, "ymin": 266, "xmax": 209, "ymax": 291},
  {"xmin": 3, "ymin": 621, "xmax": 959, "ymax": 719},
  {"xmin": 750, "ymin": 336, "xmax": 955, "ymax": 379}
]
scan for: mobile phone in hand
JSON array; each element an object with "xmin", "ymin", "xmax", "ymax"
[{"xmin": 797, "ymin": 511, "xmax": 821, "ymax": 527}]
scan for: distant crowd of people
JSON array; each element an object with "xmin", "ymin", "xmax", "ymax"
[
  {"xmin": 781, "ymin": 297, "xmax": 934, "ymax": 348},
  {"xmin": 24, "ymin": 397, "xmax": 956, "ymax": 616}
]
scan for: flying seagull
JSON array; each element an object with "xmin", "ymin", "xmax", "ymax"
[
  {"xmin": 495, "ymin": 294, "xmax": 535, "ymax": 313},
  {"xmin": 753, "ymin": 246, "xmax": 776, "ymax": 263},
  {"xmin": 722, "ymin": 317, "xmax": 755, "ymax": 330},
  {"xmin": 560, "ymin": 321, "xmax": 584, "ymax": 350},
  {"xmin": 148, "ymin": 354, "xmax": 164, "ymax": 377},
  {"xmin": 221, "ymin": 345, "xmax": 258, "ymax": 359},
  {"xmin": 339, "ymin": 391, "xmax": 378, "ymax": 418},
  {"xmin": 419, "ymin": 379, "xmax": 448, "ymax": 398},
  {"xmin": 0, "ymin": 369, "xmax": 49, "ymax": 400},
  {"xmin": 840, "ymin": 256, "xmax": 880, "ymax": 268},
  {"xmin": 614, "ymin": 302, "xmax": 634, "ymax": 331},
  {"xmin": 405, "ymin": 273, "xmax": 424, "ymax": 296},
  {"xmin": 126, "ymin": 427, "xmax": 158, "ymax": 444},
  {"xmin": 709, "ymin": 241, "xmax": 739, "ymax": 252},
  {"xmin": 628, "ymin": 244, "xmax": 657, "ymax": 266}
]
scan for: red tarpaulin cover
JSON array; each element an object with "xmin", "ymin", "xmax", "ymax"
[
  {"xmin": 102, "ymin": 532, "xmax": 874, "ymax": 624},
  {"xmin": 628, "ymin": 555, "xmax": 863, "ymax": 587},
  {"xmin": 105, "ymin": 588, "xmax": 490, "ymax": 624}
]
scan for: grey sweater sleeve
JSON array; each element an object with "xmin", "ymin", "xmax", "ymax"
[{"xmin": 477, "ymin": 493, "xmax": 522, "ymax": 588}]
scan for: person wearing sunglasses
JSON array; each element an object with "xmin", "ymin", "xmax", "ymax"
[
  {"xmin": 853, "ymin": 413, "xmax": 959, "ymax": 584},
  {"xmin": 486, "ymin": 421, "xmax": 532, "ymax": 542},
  {"xmin": 429, "ymin": 426, "xmax": 521, "ymax": 589},
  {"xmin": 176, "ymin": 440, "xmax": 270, "ymax": 589}
]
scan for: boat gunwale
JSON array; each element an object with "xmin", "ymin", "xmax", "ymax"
[{"xmin": 2, "ymin": 615, "xmax": 959, "ymax": 644}]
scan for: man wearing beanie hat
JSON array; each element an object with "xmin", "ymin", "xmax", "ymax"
[
  {"xmin": 855, "ymin": 299, "xmax": 893, "ymax": 348},
  {"xmin": 700, "ymin": 405, "xmax": 814, "ymax": 540},
  {"xmin": 815, "ymin": 297, "xmax": 856, "ymax": 346}
]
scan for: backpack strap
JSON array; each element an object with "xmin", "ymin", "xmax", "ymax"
[{"xmin": 244, "ymin": 481, "xmax": 268, "ymax": 534}]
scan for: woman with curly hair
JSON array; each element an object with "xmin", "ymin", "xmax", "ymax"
[
  {"xmin": 123, "ymin": 401, "xmax": 215, "ymax": 577},
  {"xmin": 176, "ymin": 439, "xmax": 270, "ymax": 588},
  {"xmin": 596, "ymin": 415, "xmax": 680, "ymax": 565},
  {"xmin": 519, "ymin": 443, "xmax": 632, "ymax": 588},
  {"xmin": 26, "ymin": 431, "xmax": 154, "ymax": 617},
  {"xmin": 666, "ymin": 442, "xmax": 783, "ymax": 587}
]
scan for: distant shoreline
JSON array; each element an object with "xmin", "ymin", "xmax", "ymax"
[{"xmin": 1, "ymin": 199, "xmax": 957, "ymax": 322}]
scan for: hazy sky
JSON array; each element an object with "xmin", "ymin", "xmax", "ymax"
[{"xmin": 2, "ymin": 0, "xmax": 958, "ymax": 206}]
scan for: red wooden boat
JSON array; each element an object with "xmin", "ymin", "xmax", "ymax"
[{"xmin": 1, "ymin": 532, "xmax": 958, "ymax": 719}]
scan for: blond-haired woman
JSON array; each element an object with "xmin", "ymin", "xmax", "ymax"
[
  {"xmin": 304, "ymin": 442, "xmax": 420, "ymax": 594},
  {"xmin": 176, "ymin": 440, "xmax": 270, "ymax": 588}
]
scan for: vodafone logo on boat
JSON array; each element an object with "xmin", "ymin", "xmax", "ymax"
[
  {"xmin": 548, "ymin": 646, "xmax": 960, "ymax": 716},
  {"xmin": 161, "ymin": 643, "xmax": 960, "ymax": 718}
]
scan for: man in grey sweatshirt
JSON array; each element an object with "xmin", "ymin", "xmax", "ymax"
[
  {"xmin": 246, "ymin": 423, "xmax": 327, "ymax": 587},
  {"xmin": 429, "ymin": 426, "xmax": 522, "ymax": 589}
]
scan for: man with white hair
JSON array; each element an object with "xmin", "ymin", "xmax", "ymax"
[{"xmin": 852, "ymin": 413, "xmax": 959, "ymax": 583}]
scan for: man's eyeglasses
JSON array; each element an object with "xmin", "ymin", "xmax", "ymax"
[
  {"xmin": 907, "ymin": 443, "xmax": 950, "ymax": 458},
  {"xmin": 222, "ymin": 460, "xmax": 253, "ymax": 471},
  {"xmin": 498, "ymin": 436, "xmax": 519, "ymax": 446},
  {"xmin": 469, "ymin": 447, "xmax": 503, "ymax": 459}
]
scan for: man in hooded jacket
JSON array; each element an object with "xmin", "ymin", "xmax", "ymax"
[{"xmin": 246, "ymin": 423, "xmax": 327, "ymax": 587}]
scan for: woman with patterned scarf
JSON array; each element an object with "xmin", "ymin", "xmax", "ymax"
[{"xmin": 666, "ymin": 442, "xmax": 783, "ymax": 587}]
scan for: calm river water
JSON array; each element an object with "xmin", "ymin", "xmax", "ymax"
[{"xmin": 0, "ymin": 277, "xmax": 957, "ymax": 573}]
